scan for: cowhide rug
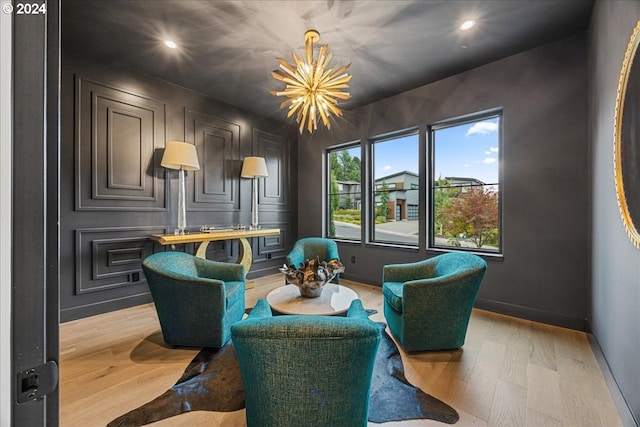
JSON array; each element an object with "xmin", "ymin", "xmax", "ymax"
[{"xmin": 108, "ymin": 323, "xmax": 459, "ymax": 426}]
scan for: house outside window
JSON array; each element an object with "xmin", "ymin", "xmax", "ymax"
[
  {"xmin": 430, "ymin": 111, "xmax": 502, "ymax": 253},
  {"xmin": 371, "ymin": 132, "xmax": 419, "ymax": 245}
]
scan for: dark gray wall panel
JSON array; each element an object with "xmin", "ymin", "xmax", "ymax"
[
  {"xmin": 248, "ymin": 221, "xmax": 290, "ymax": 277},
  {"xmin": 75, "ymin": 78, "xmax": 165, "ymax": 210},
  {"xmin": 74, "ymin": 227, "xmax": 164, "ymax": 295},
  {"xmin": 254, "ymin": 129, "xmax": 291, "ymax": 210},
  {"xmin": 186, "ymin": 109, "xmax": 241, "ymax": 211},
  {"xmin": 589, "ymin": 1, "xmax": 640, "ymax": 424},
  {"xmin": 297, "ymin": 33, "xmax": 589, "ymax": 330}
]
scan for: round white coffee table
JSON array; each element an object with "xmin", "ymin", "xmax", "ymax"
[{"xmin": 266, "ymin": 283, "xmax": 358, "ymax": 315}]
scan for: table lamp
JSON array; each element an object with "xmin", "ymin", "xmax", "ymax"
[
  {"xmin": 161, "ymin": 141, "xmax": 200, "ymax": 234},
  {"xmin": 241, "ymin": 157, "xmax": 269, "ymax": 229}
]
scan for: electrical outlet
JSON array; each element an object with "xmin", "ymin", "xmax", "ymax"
[
  {"xmin": 131, "ymin": 272, "xmax": 140, "ymax": 282},
  {"xmin": 351, "ymin": 255, "xmax": 356, "ymax": 263}
]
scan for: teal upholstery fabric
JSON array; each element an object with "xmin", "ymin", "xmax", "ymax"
[
  {"xmin": 141, "ymin": 251, "xmax": 245, "ymax": 348},
  {"xmin": 231, "ymin": 298, "xmax": 381, "ymax": 427},
  {"xmin": 285, "ymin": 237, "xmax": 341, "ymax": 283},
  {"xmin": 382, "ymin": 252, "xmax": 487, "ymax": 352}
]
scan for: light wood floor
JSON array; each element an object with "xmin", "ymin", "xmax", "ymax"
[{"xmin": 59, "ymin": 274, "xmax": 623, "ymax": 427}]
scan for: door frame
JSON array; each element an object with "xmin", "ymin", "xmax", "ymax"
[{"xmin": 10, "ymin": 0, "xmax": 60, "ymax": 424}]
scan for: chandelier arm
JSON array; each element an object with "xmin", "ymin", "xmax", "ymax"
[
  {"xmin": 316, "ymin": 99, "xmax": 331, "ymax": 126},
  {"xmin": 305, "ymin": 35, "xmax": 314, "ymax": 66},
  {"xmin": 313, "ymin": 46, "xmax": 328, "ymax": 82},
  {"xmin": 326, "ymin": 92, "xmax": 351, "ymax": 100},
  {"xmin": 324, "ymin": 102, "xmax": 343, "ymax": 117},
  {"xmin": 276, "ymin": 58, "xmax": 298, "ymax": 76}
]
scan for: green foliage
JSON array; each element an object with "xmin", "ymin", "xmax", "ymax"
[
  {"xmin": 333, "ymin": 209, "xmax": 361, "ymax": 225},
  {"xmin": 376, "ymin": 180, "xmax": 390, "ymax": 221},
  {"xmin": 329, "ymin": 149, "xmax": 362, "ymax": 234},
  {"xmin": 433, "ymin": 177, "xmax": 460, "ymax": 235},
  {"xmin": 340, "ymin": 196, "xmax": 354, "ymax": 210},
  {"xmin": 437, "ymin": 186, "xmax": 499, "ymax": 248},
  {"xmin": 329, "ymin": 171, "xmax": 339, "ymax": 236},
  {"xmin": 330, "ymin": 150, "xmax": 361, "ymax": 182}
]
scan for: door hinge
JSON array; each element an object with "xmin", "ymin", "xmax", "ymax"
[{"xmin": 16, "ymin": 361, "xmax": 58, "ymax": 404}]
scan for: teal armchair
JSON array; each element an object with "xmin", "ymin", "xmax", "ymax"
[
  {"xmin": 141, "ymin": 251, "xmax": 245, "ymax": 348},
  {"xmin": 231, "ymin": 298, "xmax": 381, "ymax": 427},
  {"xmin": 286, "ymin": 237, "xmax": 341, "ymax": 283},
  {"xmin": 382, "ymin": 252, "xmax": 487, "ymax": 352}
]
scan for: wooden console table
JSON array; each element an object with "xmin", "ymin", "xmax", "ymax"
[{"xmin": 149, "ymin": 228, "xmax": 281, "ymax": 283}]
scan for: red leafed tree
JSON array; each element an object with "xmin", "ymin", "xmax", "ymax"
[{"xmin": 440, "ymin": 187, "xmax": 499, "ymax": 248}]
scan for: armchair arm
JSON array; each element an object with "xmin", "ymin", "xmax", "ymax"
[
  {"xmin": 383, "ymin": 259, "xmax": 435, "ymax": 283},
  {"xmin": 194, "ymin": 257, "xmax": 245, "ymax": 282},
  {"xmin": 346, "ymin": 299, "xmax": 369, "ymax": 319},
  {"xmin": 246, "ymin": 298, "xmax": 273, "ymax": 320}
]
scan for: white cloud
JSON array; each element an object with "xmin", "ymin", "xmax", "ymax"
[
  {"xmin": 484, "ymin": 146, "xmax": 499, "ymax": 154},
  {"xmin": 466, "ymin": 121, "xmax": 498, "ymax": 136},
  {"xmin": 481, "ymin": 157, "xmax": 497, "ymax": 164},
  {"xmin": 382, "ymin": 165, "xmax": 392, "ymax": 171}
]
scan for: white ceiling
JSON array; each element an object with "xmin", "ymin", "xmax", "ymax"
[{"xmin": 62, "ymin": 0, "xmax": 594, "ymax": 121}]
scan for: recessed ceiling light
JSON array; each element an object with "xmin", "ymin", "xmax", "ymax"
[
  {"xmin": 164, "ymin": 40, "xmax": 178, "ymax": 49},
  {"xmin": 459, "ymin": 20, "xmax": 476, "ymax": 31}
]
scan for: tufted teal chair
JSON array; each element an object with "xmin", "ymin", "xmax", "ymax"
[
  {"xmin": 285, "ymin": 237, "xmax": 341, "ymax": 283},
  {"xmin": 142, "ymin": 251, "xmax": 245, "ymax": 348},
  {"xmin": 231, "ymin": 298, "xmax": 381, "ymax": 427},
  {"xmin": 382, "ymin": 252, "xmax": 487, "ymax": 352}
]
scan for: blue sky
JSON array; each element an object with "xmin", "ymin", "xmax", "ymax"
[{"xmin": 367, "ymin": 117, "xmax": 499, "ymax": 185}]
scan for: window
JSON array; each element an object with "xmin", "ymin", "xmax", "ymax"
[
  {"xmin": 371, "ymin": 132, "xmax": 419, "ymax": 245},
  {"xmin": 430, "ymin": 112, "xmax": 501, "ymax": 253},
  {"xmin": 326, "ymin": 144, "xmax": 361, "ymax": 241}
]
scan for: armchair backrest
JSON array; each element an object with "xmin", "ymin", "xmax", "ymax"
[
  {"xmin": 432, "ymin": 252, "xmax": 487, "ymax": 279},
  {"xmin": 286, "ymin": 237, "xmax": 340, "ymax": 268},
  {"xmin": 231, "ymin": 299, "xmax": 380, "ymax": 427}
]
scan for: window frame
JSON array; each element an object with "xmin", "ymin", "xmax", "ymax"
[
  {"xmin": 325, "ymin": 141, "xmax": 362, "ymax": 242},
  {"xmin": 428, "ymin": 108, "xmax": 503, "ymax": 255}
]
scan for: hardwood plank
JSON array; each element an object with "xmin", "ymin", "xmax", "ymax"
[{"xmin": 526, "ymin": 363, "xmax": 564, "ymax": 421}]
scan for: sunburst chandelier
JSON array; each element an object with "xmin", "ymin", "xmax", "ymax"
[{"xmin": 270, "ymin": 30, "xmax": 352, "ymax": 134}]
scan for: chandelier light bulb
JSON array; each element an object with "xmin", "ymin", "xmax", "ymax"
[{"xmin": 459, "ymin": 20, "xmax": 476, "ymax": 31}]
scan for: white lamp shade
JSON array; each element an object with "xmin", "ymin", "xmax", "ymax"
[
  {"xmin": 161, "ymin": 141, "xmax": 200, "ymax": 170},
  {"xmin": 241, "ymin": 156, "xmax": 269, "ymax": 178}
]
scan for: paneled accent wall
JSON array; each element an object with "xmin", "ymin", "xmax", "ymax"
[{"xmin": 60, "ymin": 52, "xmax": 296, "ymax": 321}]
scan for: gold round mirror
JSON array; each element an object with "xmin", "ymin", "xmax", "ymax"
[{"xmin": 614, "ymin": 20, "xmax": 640, "ymax": 249}]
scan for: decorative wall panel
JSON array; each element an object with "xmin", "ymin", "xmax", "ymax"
[
  {"xmin": 186, "ymin": 109, "xmax": 241, "ymax": 211},
  {"xmin": 75, "ymin": 77, "xmax": 166, "ymax": 210},
  {"xmin": 252, "ymin": 221, "xmax": 290, "ymax": 267},
  {"xmin": 254, "ymin": 129, "xmax": 290, "ymax": 210},
  {"xmin": 75, "ymin": 226, "xmax": 165, "ymax": 294}
]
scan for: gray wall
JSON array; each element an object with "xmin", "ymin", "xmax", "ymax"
[
  {"xmin": 590, "ymin": 1, "xmax": 640, "ymax": 423},
  {"xmin": 298, "ymin": 33, "xmax": 590, "ymax": 330},
  {"xmin": 60, "ymin": 51, "xmax": 297, "ymax": 322}
]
